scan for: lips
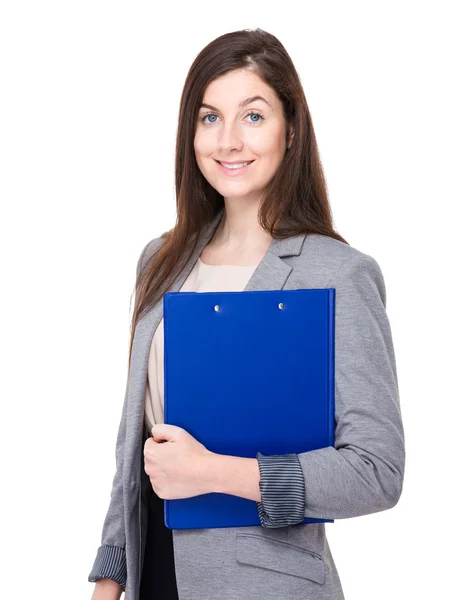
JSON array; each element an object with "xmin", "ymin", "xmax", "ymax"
[{"xmin": 214, "ymin": 159, "xmax": 255, "ymax": 176}]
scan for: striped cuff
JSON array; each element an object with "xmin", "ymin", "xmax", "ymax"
[
  {"xmin": 88, "ymin": 544, "xmax": 127, "ymax": 588},
  {"xmin": 255, "ymin": 453, "xmax": 306, "ymax": 528}
]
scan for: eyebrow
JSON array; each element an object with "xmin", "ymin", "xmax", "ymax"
[{"xmin": 199, "ymin": 95, "xmax": 271, "ymax": 111}]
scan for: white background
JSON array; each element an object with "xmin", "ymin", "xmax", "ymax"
[{"xmin": 1, "ymin": 2, "xmax": 464, "ymax": 599}]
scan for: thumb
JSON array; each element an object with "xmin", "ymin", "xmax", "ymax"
[{"xmin": 151, "ymin": 424, "xmax": 176, "ymax": 443}]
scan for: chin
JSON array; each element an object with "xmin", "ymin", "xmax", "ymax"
[{"xmin": 212, "ymin": 182, "xmax": 257, "ymax": 198}]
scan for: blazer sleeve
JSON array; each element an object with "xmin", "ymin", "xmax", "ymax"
[
  {"xmin": 88, "ymin": 240, "xmax": 153, "ymax": 588},
  {"xmin": 255, "ymin": 253, "xmax": 405, "ymax": 527}
]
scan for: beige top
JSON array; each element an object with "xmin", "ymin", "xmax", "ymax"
[{"xmin": 144, "ymin": 256, "xmax": 258, "ymax": 431}]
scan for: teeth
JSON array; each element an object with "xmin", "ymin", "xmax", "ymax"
[{"xmin": 220, "ymin": 161, "xmax": 251, "ymax": 169}]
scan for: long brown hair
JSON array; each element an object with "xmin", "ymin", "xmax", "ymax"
[{"xmin": 128, "ymin": 28, "xmax": 348, "ymax": 374}]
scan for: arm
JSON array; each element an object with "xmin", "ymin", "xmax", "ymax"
[
  {"xmin": 208, "ymin": 455, "xmax": 262, "ymax": 502},
  {"xmin": 88, "ymin": 240, "xmax": 154, "ymax": 589},
  {"xmin": 254, "ymin": 254, "xmax": 405, "ymax": 527},
  {"xmin": 91, "ymin": 578, "xmax": 123, "ymax": 600}
]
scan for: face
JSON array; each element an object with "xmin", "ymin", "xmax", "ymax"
[{"xmin": 194, "ymin": 69, "xmax": 293, "ymax": 205}]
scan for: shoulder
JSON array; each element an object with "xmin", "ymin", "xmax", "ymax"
[
  {"xmin": 301, "ymin": 233, "xmax": 380, "ymax": 273},
  {"xmin": 301, "ymin": 233, "xmax": 387, "ymax": 305}
]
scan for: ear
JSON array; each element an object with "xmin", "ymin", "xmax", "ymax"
[{"xmin": 287, "ymin": 124, "xmax": 295, "ymax": 149}]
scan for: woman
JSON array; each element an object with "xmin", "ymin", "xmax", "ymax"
[{"xmin": 88, "ymin": 28, "xmax": 405, "ymax": 600}]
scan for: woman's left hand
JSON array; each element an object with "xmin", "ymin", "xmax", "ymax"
[{"xmin": 143, "ymin": 424, "xmax": 216, "ymax": 500}]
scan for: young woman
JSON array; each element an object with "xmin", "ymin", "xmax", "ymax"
[{"xmin": 88, "ymin": 28, "xmax": 405, "ymax": 600}]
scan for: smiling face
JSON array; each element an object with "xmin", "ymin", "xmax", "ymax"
[{"xmin": 194, "ymin": 69, "xmax": 293, "ymax": 204}]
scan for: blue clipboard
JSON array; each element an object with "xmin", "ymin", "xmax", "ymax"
[{"xmin": 162, "ymin": 288, "xmax": 335, "ymax": 529}]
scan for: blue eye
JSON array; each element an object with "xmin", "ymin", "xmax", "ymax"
[
  {"xmin": 248, "ymin": 112, "xmax": 262, "ymax": 123},
  {"xmin": 200, "ymin": 111, "xmax": 264, "ymax": 125}
]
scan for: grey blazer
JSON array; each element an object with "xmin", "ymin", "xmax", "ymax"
[{"xmin": 88, "ymin": 207, "xmax": 405, "ymax": 600}]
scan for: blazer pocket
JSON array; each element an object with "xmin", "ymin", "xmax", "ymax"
[{"xmin": 236, "ymin": 532, "xmax": 325, "ymax": 585}]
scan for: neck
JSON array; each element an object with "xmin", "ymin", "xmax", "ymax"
[{"xmin": 212, "ymin": 199, "xmax": 272, "ymax": 251}]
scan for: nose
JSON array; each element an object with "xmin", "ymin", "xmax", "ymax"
[{"xmin": 217, "ymin": 120, "xmax": 244, "ymax": 154}]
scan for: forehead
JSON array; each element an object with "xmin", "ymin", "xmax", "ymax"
[{"xmin": 201, "ymin": 69, "xmax": 279, "ymax": 108}]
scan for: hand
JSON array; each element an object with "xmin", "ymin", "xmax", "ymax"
[{"xmin": 144, "ymin": 424, "xmax": 215, "ymax": 500}]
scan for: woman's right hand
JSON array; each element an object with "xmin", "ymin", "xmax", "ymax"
[{"xmin": 91, "ymin": 578, "xmax": 123, "ymax": 600}]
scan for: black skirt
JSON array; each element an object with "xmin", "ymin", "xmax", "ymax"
[{"xmin": 139, "ymin": 438, "xmax": 179, "ymax": 599}]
